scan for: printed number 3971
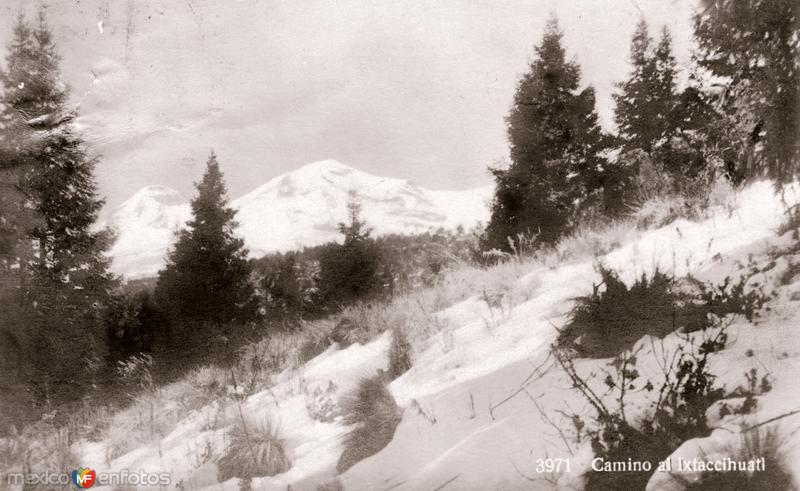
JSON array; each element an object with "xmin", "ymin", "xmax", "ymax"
[{"xmin": 535, "ymin": 458, "xmax": 571, "ymax": 473}]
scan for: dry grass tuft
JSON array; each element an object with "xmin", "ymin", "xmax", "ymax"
[
  {"xmin": 686, "ymin": 426, "xmax": 793, "ymax": 490},
  {"xmin": 337, "ymin": 374, "xmax": 402, "ymax": 473},
  {"xmin": 387, "ymin": 327, "xmax": 412, "ymax": 380},
  {"xmin": 217, "ymin": 415, "xmax": 291, "ymax": 482},
  {"xmin": 316, "ymin": 477, "xmax": 345, "ymax": 490}
]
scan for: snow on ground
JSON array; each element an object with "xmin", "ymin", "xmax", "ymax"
[
  {"xmin": 79, "ymin": 180, "xmax": 800, "ymax": 490},
  {"xmin": 345, "ymin": 180, "xmax": 800, "ymax": 490}
]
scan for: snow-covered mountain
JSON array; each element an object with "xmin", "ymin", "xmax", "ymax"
[{"xmin": 108, "ymin": 160, "xmax": 492, "ymax": 278}]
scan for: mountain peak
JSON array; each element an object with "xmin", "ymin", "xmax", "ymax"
[
  {"xmin": 127, "ymin": 185, "xmax": 185, "ymax": 206},
  {"xmin": 299, "ymin": 159, "xmax": 354, "ymax": 173},
  {"xmin": 110, "ymin": 160, "xmax": 491, "ymax": 278},
  {"xmin": 290, "ymin": 159, "xmax": 357, "ymax": 181}
]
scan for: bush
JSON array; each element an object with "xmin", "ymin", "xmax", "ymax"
[
  {"xmin": 558, "ymin": 265, "xmax": 772, "ymax": 358},
  {"xmin": 690, "ymin": 270, "xmax": 773, "ymax": 323},
  {"xmin": 259, "ymin": 251, "xmax": 321, "ymax": 325},
  {"xmin": 558, "ymin": 267, "xmax": 689, "ymax": 357},
  {"xmin": 217, "ymin": 416, "xmax": 291, "ymax": 483},
  {"xmin": 316, "ymin": 478, "xmax": 345, "ymax": 490},
  {"xmin": 337, "ymin": 374, "xmax": 402, "ymax": 473},
  {"xmin": 299, "ymin": 329, "xmax": 333, "ymax": 364},
  {"xmin": 319, "ymin": 239, "xmax": 385, "ymax": 307},
  {"xmin": 387, "ymin": 328, "xmax": 412, "ymax": 380},
  {"xmin": 330, "ymin": 317, "xmax": 357, "ymax": 347},
  {"xmin": 317, "ymin": 195, "xmax": 390, "ymax": 308},
  {"xmin": 556, "ymin": 325, "xmax": 729, "ymax": 490},
  {"xmin": 686, "ymin": 426, "xmax": 793, "ymax": 490}
]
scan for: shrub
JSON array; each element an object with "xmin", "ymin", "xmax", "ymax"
[
  {"xmin": 299, "ymin": 330, "xmax": 333, "ymax": 364},
  {"xmin": 259, "ymin": 251, "xmax": 321, "ymax": 324},
  {"xmin": 555, "ymin": 321, "xmax": 778, "ymax": 490},
  {"xmin": 558, "ymin": 266, "xmax": 688, "ymax": 357},
  {"xmin": 319, "ymin": 239, "xmax": 385, "ymax": 307},
  {"xmin": 318, "ymin": 195, "xmax": 390, "ymax": 308},
  {"xmin": 387, "ymin": 327, "xmax": 412, "ymax": 380},
  {"xmin": 217, "ymin": 416, "xmax": 291, "ymax": 483},
  {"xmin": 115, "ymin": 353, "xmax": 156, "ymax": 399},
  {"xmin": 306, "ymin": 382, "xmax": 340, "ymax": 423},
  {"xmin": 330, "ymin": 317, "xmax": 357, "ymax": 347},
  {"xmin": 185, "ymin": 366, "xmax": 228, "ymax": 406},
  {"xmin": 316, "ymin": 477, "xmax": 345, "ymax": 490},
  {"xmin": 337, "ymin": 374, "xmax": 402, "ymax": 473},
  {"xmin": 690, "ymin": 270, "xmax": 773, "ymax": 323},
  {"xmin": 559, "ymin": 264, "xmax": 773, "ymax": 358},
  {"xmin": 686, "ymin": 426, "xmax": 793, "ymax": 490},
  {"xmin": 719, "ymin": 368, "xmax": 773, "ymax": 418}
]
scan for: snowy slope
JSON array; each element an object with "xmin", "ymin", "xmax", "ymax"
[
  {"xmin": 107, "ymin": 160, "xmax": 492, "ymax": 278},
  {"xmin": 81, "ymin": 181, "xmax": 800, "ymax": 490}
]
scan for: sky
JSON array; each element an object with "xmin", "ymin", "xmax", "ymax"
[{"xmin": 0, "ymin": 0, "xmax": 698, "ymax": 214}]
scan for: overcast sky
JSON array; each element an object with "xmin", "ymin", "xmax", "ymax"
[{"xmin": 0, "ymin": 0, "xmax": 697, "ymax": 213}]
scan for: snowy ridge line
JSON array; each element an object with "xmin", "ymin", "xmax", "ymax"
[{"xmin": 107, "ymin": 159, "xmax": 492, "ymax": 279}]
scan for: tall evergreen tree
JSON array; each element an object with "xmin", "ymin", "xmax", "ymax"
[
  {"xmin": 0, "ymin": 14, "xmax": 49, "ymax": 277},
  {"xmin": 155, "ymin": 152, "xmax": 257, "ymax": 359},
  {"xmin": 613, "ymin": 22, "xmax": 679, "ymax": 154},
  {"xmin": 482, "ymin": 17, "xmax": 607, "ymax": 251},
  {"xmin": 0, "ymin": 12, "xmax": 115, "ymax": 414},
  {"xmin": 694, "ymin": 0, "xmax": 800, "ymax": 184}
]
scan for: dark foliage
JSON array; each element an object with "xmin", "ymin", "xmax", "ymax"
[
  {"xmin": 614, "ymin": 22, "xmax": 679, "ymax": 155},
  {"xmin": 252, "ymin": 228, "xmax": 475, "ymax": 324},
  {"xmin": 690, "ymin": 272, "xmax": 773, "ymax": 323},
  {"xmin": 482, "ymin": 16, "xmax": 608, "ymax": 253},
  {"xmin": 318, "ymin": 196, "xmax": 388, "ymax": 307},
  {"xmin": 0, "ymin": 12, "xmax": 116, "ymax": 427},
  {"xmin": 558, "ymin": 267, "xmax": 687, "ymax": 357},
  {"xmin": 318, "ymin": 239, "xmax": 384, "ymax": 307},
  {"xmin": 154, "ymin": 153, "xmax": 258, "ymax": 363},
  {"xmin": 613, "ymin": 21, "xmax": 724, "ymax": 209},
  {"xmin": 337, "ymin": 373, "xmax": 402, "ymax": 473},
  {"xmin": 694, "ymin": 0, "xmax": 800, "ymax": 184},
  {"xmin": 104, "ymin": 291, "xmax": 169, "ymax": 370},
  {"xmin": 260, "ymin": 251, "xmax": 321, "ymax": 325},
  {"xmin": 558, "ymin": 264, "xmax": 773, "ymax": 358}
]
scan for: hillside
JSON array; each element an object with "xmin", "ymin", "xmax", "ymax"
[
  {"xmin": 39, "ymin": 180, "xmax": 799, "ymax": 490},
  {"xmin": 107, "ymin": 160, "xmax": 492, "ymax": 278}
]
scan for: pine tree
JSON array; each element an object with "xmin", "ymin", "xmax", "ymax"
[
  {"xmin": 155, "ymin": 152, "xmax": 257, "ymax": 360},
  {"xmin": 482, "ymin": 17, "xmax": 607, "ymax": 251},
  {"xmin": 0, "ymin": 12, "xmax": 115, "ymax": 413},
  {"xmin": 338, "ymin": 190, "xmax": 372, "ymax": 245},
  {"xmin": 318, "ymin": 193, "xmax": 384, "ymax": 306},
  {"xmin": 0, "ymin": 14, "xmax": 51, "ymax": 276},
  {"xmin": 613, "ymin": 22, "xmax": 679, "ymax": 154},
  {"xmin": 694, "ymin": 0, "xmax": 800, "ymax": 184}
]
